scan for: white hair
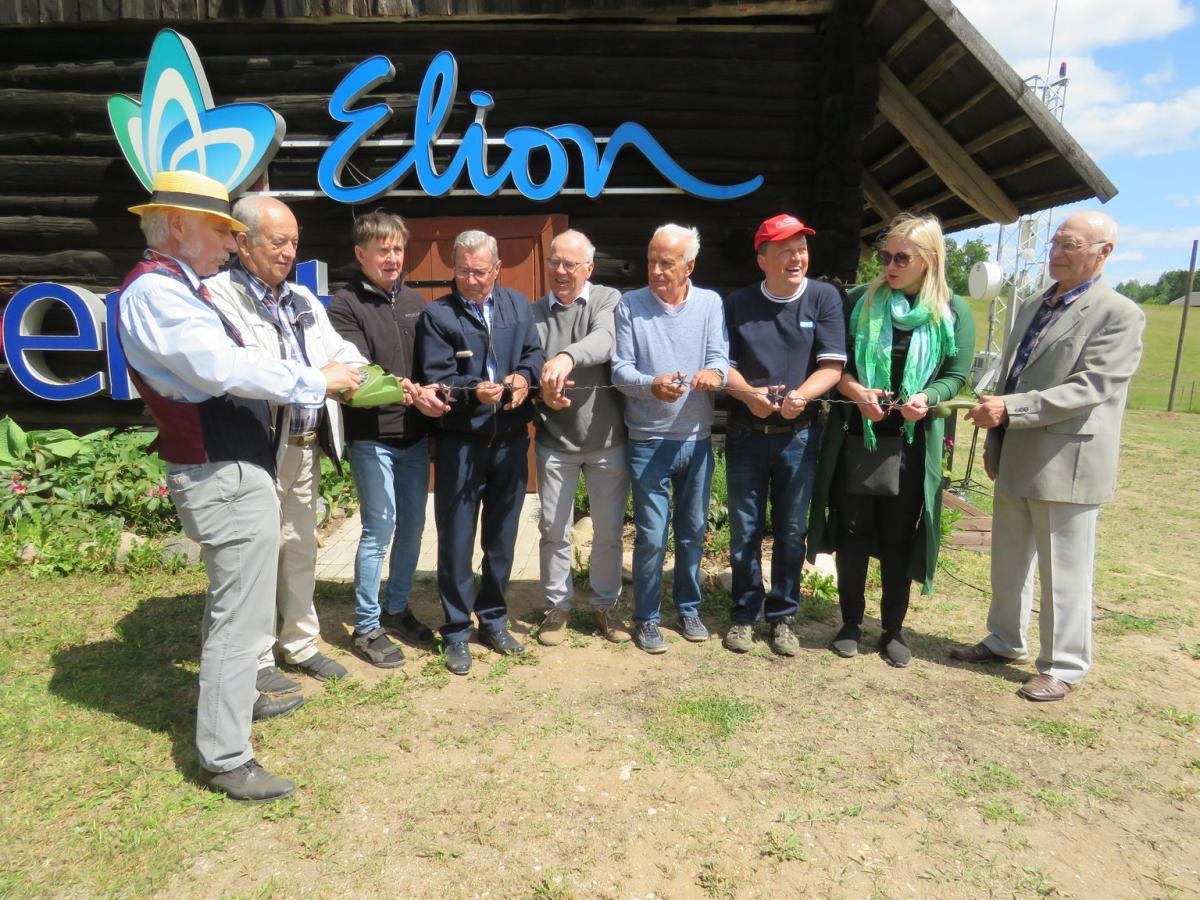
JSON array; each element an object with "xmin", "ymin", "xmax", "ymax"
[
  {"xmin": 231, "ymin": 193, "xmax": 286, "ymax": 241},
  {"xmin": 453, "ymin": 229, "xmax": 499, "ymax": 263},
  {"xmin": 652, "ymin": 223, "xmax": 700, "ymax": 262},
  {"xmin": 551, "ymin": 229, "xmax": 596, "ymax": 264},
  {"xmin": 139, "ymin": 209, "xmax": 170, "ymax": 248}
]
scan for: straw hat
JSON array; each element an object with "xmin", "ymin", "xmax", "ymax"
[{"xmin": 128, "ymin": 170, "xmax": 247, "ymax": 231}]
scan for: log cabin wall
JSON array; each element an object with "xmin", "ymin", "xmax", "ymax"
[{"xmin": 0, "ymin": 16, "xmax": 879, "ymax": 427}]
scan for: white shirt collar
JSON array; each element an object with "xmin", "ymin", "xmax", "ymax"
[
  {"xmin": 759, "ymin": 278, "xmax": 808, "ymax": 304},
  {"xmin": 548, "ymin": 281, "xmax": 591, "ymax": 308}
]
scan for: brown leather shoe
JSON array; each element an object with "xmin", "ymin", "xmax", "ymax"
[
  {"xmin": 949, "ymin": 641, "xmax": 1014, "ymax": 664},
  {"xmin": 537, "ymin": 607, "xmax": 569, "ymax": 646},
  {"xmin": 1017, "ymin": 674, "xmax": 1074, "ymax": 702},
  {"xmin": 594, "ymin": 609, "xmax": 631, "ymax": 643}
]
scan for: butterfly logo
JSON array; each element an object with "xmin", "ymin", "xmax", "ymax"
[{"xmin": 107, "ymin": 29, "xmax": 285, "ymax": 195}]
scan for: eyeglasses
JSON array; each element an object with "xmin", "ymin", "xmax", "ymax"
[
  {"xmin": 454, "ymin": 266, "xmax": 496, "ymax": 279},
  {"xmin": 1049, "ymin": 238, "xmax": 1107, "ymax": 253},
  {"xmin": 879, "ymin": 250, "xmax": 916, "ymax": 268},
  {"xmin": 547, "ymin": 257, "xmax": 588, "ymax": 273}
]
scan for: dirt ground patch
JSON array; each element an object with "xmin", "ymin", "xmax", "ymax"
[{"xmin": 2, "ymin": 410, "xmax": 1198, "ymax": 898}]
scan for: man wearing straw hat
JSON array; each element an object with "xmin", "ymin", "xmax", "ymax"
[{"xmin": 117, "ymin": 170, "xmax": 362, "ymax": 801}]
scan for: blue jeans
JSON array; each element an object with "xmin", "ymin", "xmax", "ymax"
[
  {"xmin": 627, "ymin": 436, "xmax": 714, "ymax": 624},
  {"xmin": 348, "ymin": 438, "xmax": 429, "ymax": 634},
  {"xmin": 726, "ymin": 422, "xmax": 820, "ymax": 624}
]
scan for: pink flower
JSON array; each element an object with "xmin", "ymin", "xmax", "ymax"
[
  {"xmin": 943, "ymin": 438, "xmax": 956, "ymax": 449},
  {"xmin": 147, "ymin": 483, "xmax": 169, "ymax": 499},
  {"xmin": 9, "ymin": 477, "xmax": 26, "ymax": 495}
]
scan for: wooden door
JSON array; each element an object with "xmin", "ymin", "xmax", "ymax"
[{"xmin": 404, "ymin": 214, "xmax": 568, "ymax": 491}]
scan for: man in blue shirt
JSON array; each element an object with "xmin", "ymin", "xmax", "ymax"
[
  {"xmin": 418, "ymin": 230, "xmax": 544, "ymax": 675},
  {"xmin": 611, "ymin": 224, "xmax": 728, "ymax": 654},
  {"xmin": 722, "ymin": 214, "xmax": 845, "ymax": 657}
]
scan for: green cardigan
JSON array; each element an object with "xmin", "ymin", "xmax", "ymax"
[{"xmin": 806, "ymin": 287, "xmax": 975, "ymax": 594}]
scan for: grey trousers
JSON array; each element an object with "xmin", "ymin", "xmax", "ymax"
[
  {"xmin": 535, "ymin": 443, "xmax": 629, "ymax": 611},
  {"xmin": 985, "ymin": 487, "xmax": 1100, "ymax": 684},
  {"xmin": 257, "ymin": 443, "xmax": 322, "ymax": 668},
  {"xmin": 167, "ymin": 460, "xmax": 280, "ymax": 774}
]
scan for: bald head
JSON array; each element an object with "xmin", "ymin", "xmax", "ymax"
[
  {"xmin": 231, "ymin": 194, "xmax": 299, "ymax": 290},
  {"xmin": 1049, "ymin": 210, "xmax": 1117, "ymax": 293}
]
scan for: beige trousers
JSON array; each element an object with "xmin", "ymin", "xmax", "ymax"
[
  {"xmin": 984, "ymin": 487, "xmax": 1100, "ymax": 685},
  {"xmin": 258, "ymin": 442, "xmax": 322, "ymax": 668}
]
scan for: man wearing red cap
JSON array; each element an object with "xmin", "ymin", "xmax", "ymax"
[{"xmin": 722, "ymin": 214, "xmax": 845, "ymax": 656}]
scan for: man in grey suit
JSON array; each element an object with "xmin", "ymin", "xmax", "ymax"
[
  {"xmin": 533, "ymin": 229, "xmax": 632, "ymax": 646},
  {"xmin": 956, "ymin": 211, "xmax": 1145, "ymax": 702}
]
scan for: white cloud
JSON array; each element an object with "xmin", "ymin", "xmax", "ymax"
[
  {"xmin": 1169, "ymin": 194, "xmax": 1200, "ymax": 208},
  {"xmin": 999, "ymin": 53, "xmax": 1200, "ymax": 159},
  {"xmin": 1064, "ymin": 84, "xmax": 1200, "ymax": 157},
  {"xmin": 1118, "ymin": 224, "xmax": 1200, "ymax": 251},
  {"xmin": 1109, "ymin": 251, "xmax": 1146, "ymax": 263},
  {"xmin": 953, "ymin": 0, "xmax": 1195, "ymax": 61},
  {"xmin": 1142, "ymin": 59, "xmax": 1176, "ymax": 88}
]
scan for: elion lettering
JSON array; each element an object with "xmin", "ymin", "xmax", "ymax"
[{"xmin": 318, "ymin": 51, "xmax": 764, "ymax": 204}]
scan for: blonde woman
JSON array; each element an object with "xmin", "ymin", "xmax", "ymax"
[{"xmin": 807, "ymin": 213, "xmax": 975, "ymax": 667}]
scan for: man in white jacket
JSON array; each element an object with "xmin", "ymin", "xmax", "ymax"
[{"xmin": 207, "ymin": 194, "xmax": 368, "ymax": 692}]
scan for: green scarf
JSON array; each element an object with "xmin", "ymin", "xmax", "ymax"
[{"xmin": 851, "ymin": 284, "xmax": 957, "ymax": 450}]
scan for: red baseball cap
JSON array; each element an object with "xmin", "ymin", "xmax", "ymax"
[{"xmin": 754, "ymin": 213, "xmax": 816, "ymax": 251}]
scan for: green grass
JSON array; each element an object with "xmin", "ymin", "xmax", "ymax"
[
  {"xmin": 645, "ymin": 689, "xmax": 760, "ymax": 766},
  {"xmin": 1020, "ymin": 717, "xmax": 1101, "ymax": 748},
  {"xmin": 965, "ymin": 298, "xmax": 1200, "ymax": 411}
]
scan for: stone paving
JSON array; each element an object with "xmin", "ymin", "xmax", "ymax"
[{"xmin": 315, "ymin": 491, "xmax": 544, "ymax": 584}]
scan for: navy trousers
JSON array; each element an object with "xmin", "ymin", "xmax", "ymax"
[{"xmin": 434, "ymin": 429, "xmax": 529, "ymax": 643}]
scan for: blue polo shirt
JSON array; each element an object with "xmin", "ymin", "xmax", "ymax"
[{"xmin": 724, "ymin": 278, "xmax": 846, "ymax": 426}]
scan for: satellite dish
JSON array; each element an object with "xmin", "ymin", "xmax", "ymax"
[{"xmin": 969, "ymin": 261, "xmax": 1003, "ymax": 302}]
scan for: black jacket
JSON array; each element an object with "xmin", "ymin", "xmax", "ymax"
[
  {"xmin": 417, "ymin": 286, "xmax": 544, "ymax": 437},
  {"xmin": 327, "ymin": 274, "xmax": 430, "ymax": 444}
]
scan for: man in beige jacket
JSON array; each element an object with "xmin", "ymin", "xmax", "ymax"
[
  {"xmin": 206, "ymin": 194, "xmax": 368, "ymax": 692},
  {"xmin": 957, "ymin": 211, "xmax": 1145, "ymax": 702}
]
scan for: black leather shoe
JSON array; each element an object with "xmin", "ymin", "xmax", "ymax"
[
  {"xmin": 256, "ymin": 666, "xmax": 301, "ymax": 695},
  {"xmin": 252, "ymin": 692, "xmax": 304, "ymax": 721},
  {"xmin": 445, "ymin": 640, "xmax": 472, "ymax": 675},
  {"xmin": 206, "ymin": 759, "xmax": 295, "ymax": 802},
  {"xmin": 479, "ymin": 627, "xmax": 524, "ymax": 656},
  {"xmin": 380, "ymin": 608, "xmax": 436, "ymax": 646}
]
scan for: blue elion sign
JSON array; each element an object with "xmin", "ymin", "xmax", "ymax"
[{"xmin": 2, "ymin": 31, "xmax": 763, "ymax": 402}]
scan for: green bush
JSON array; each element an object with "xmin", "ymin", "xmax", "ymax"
[{"xmin": 1, "ymin": 418, "xmax": 177, "ymax": 538}]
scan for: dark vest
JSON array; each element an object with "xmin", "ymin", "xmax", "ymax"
[{"xmin": 116, "ymin": 252, "xmax": 277, "ymax": 477}]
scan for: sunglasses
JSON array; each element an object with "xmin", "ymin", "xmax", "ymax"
[{"xmin": 878, "ymin": 250, "xmax": 916, "ymax": 268}]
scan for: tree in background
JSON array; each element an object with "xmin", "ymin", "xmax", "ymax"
[
  {"xmin": 1116, "ymin": 269, "xmax": 1200, "ymax": 305},
  {"xmin": 855, "ymin": 235, "xmax": 990, "ymax": 295}
]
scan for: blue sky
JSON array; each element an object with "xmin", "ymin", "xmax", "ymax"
[{"xmin": 953, "ymin": 0, "xmax": 1200, "ymax": 286}]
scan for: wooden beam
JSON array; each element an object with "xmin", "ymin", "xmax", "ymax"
[
  {"xmin": 964, "ymin": 116, "xmax": 1033, "ymax": 155},
  {"xmin": 876, "ymin": 61, "xmax": 1018, "ymax": 223},
  {"xmin": 907, "ymin": 44, "xmax": 967, "ymax": 96},
  {"xmin": 921, "ymin": 0, "xmax": 1117, "ymax": 201},
  {"xmin": 861, "ymin": 171, "xmax": 902, "ymax": 223},
  {"xmin": 941, "ymin": 83, "xmax": 995, "ymax": 126},
  {"xmin": 991, "ymin": 149, "xmax": 1058, "ymax": 180},
  {"xmin": 868, "ymin": 43, "xmax": 968, "ymax": 132},
  {"xmin": 864, "ymin": 0, "xmax": 888, "ymax": 28},
  {"xmin": 885, "ymin": 10, "xmax": 936, "ymax": 63},
  {"xmin": 867, "ymin": 139, "xmax": 913, "ymax": 175}
]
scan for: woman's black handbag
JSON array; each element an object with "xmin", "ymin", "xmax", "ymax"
[{"xmin": 844, "ymin": 433, "xmax": 902, "ymax": 497}]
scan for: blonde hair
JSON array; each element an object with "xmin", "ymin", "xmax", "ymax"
[{"xmin": 865, "ymin": 212, "xmax": 952, "ymax": 321}]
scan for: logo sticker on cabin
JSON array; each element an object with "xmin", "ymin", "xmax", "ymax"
[{"xmin": 106, "ymin": 29, "xmax": 285, "ymax": 195}]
